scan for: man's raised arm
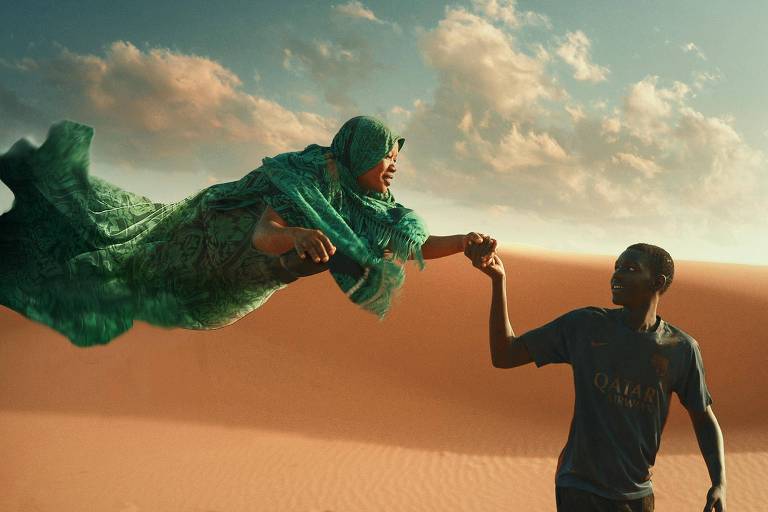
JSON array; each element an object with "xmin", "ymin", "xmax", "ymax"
[{"xmin": 466, "ymin": 239, "xmax": 533, "ymax": 368}]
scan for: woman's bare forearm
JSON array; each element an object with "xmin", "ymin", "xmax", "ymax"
[
  {"xmin": 251, "ymin": 207, "xmax": 300, "ymax": 254},
  {"xmin": 421, "ymin": 234, "xmax": 464, "ymax": 259},
  {"xmin": 252, "ymin": 222, "xmax": 300, "ymax": 254}
]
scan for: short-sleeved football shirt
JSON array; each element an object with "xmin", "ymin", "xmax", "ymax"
[{"xmin": 520, "ymin": 307, "xmax": 712, "ymax": 500}]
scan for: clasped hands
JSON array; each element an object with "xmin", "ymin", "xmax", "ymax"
[{"xmin": 464, "ymin": 233, "xmax": 505, "ymax": 279}]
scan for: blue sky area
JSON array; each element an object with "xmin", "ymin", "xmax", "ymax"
[{"xmin": 1, "ymin": 1, "xmax": 766, "ymax": 264}]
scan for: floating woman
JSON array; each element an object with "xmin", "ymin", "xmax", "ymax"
[{"xmin": 0, "ymin": 116, "xmax": 488, "ymax": 347}]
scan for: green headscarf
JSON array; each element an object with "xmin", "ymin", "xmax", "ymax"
[
  {"xmin": 330, "ymin": 115, "xmax": 405, "ymax": 178},
  {"xmin": 258, "ymin": 116, "xmax": 430, "ymax": 317}
]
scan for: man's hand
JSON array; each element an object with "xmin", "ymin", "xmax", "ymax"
[
  {"xmin": 466, "ymin": 238, "xmax": 505, "ymax": 279},
  {"xmin": 704, "ymin": 484, "xmax": 726, "ymax": 512}
]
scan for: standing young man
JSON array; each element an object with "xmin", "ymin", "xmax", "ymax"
[{"xmin": 466, "ymin": 240, "xmax": 726, "ymax": 511}]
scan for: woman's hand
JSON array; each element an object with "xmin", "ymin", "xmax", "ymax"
[
  {"xmin": 462, "ymin": 232, "xmax": 487, "ymax": 252},
  {"xmin": 292, "ymin": 228, "xmax": 336, "ymax": 263}
]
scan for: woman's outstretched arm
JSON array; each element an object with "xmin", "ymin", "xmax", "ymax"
[
  {"xmin": 251, "ymin": 206, "xmax": 336, "ymax": 262},
  {"xmin": 420, "ymin": 233, "xmax": 487, "ymax": 260}
]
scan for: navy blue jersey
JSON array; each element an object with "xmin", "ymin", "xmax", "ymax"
[{"xmin": 520, "ymin": 307, "xmax": 712, "ymax": 500}]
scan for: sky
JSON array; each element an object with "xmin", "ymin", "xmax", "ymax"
[{"xmin": 1, "ymin": 0, "xmax": 766, "ymax": 265}]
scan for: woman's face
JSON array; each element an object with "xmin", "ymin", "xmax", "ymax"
[{"xmin": 356, "ymin": 144, "xmax": 399, "ymax": 193}]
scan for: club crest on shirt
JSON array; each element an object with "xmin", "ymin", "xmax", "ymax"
[{"xmin": 650, "ymin": 353, "xmax": 669, "ymax": 378}]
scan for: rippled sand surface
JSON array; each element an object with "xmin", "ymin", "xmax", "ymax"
[{"xmin": 2, "ymin": 248, "xmax": 766, "ymax": 511}]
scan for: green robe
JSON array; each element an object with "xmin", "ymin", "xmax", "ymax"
[{"xmin": 0, "ymin": 119, "xmax": 429, "ymax": 347}]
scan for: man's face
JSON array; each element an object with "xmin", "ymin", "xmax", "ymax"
[{"xmin": 611, "ymin": 249, "xmax": 658, "ymax": 307}]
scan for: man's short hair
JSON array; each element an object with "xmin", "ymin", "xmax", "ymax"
[{"xmin": 626, "ymin": 243, "xmax": 674, "ymax": 294}]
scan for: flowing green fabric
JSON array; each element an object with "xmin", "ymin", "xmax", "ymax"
[{"xmin": 0, "ymin": 117, "xmax": 429, "ymax": 347}]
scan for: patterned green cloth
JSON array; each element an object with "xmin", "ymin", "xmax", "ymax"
[
  {"xmin": 0, "ymin": 117, "xmax": 429, "ymax": 347},
  {"xmin": 263, "ymin": 116, "xmax": 429, "ymax": 314}
]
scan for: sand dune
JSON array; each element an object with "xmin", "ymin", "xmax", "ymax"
[{"xmin": 1, "ymin": 247, "xmax": 766, "ymax": 511}]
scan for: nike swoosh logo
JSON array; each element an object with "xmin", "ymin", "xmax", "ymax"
[{"xmin": 591, "ymin": 341, "xmax": 609, "ymax": 347}]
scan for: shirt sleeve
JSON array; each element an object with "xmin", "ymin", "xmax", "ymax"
[
  {"xmin": 676, "ymin": 340, "xmax": 713, "ymax": 412},
  {"xmin": 518, "ymin": 310, "xmax": 578, "ymax": 367}
]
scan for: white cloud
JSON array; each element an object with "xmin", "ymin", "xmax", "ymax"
[
  {"xmin": 556, "ymin": 31, "xmax": 609, "ymax": 82},
  {"xmin": 0, "ymin": 57, "xmax": 39, "ymax": 72},
  {"xmin": 601, "ymin": 115, "xmax": 621, "ymax": 138},
  {"xmin": 681, "ymin": 42, "xmax": 707, "ymax": 60},
  {"xmin": 501, "ymin": 126, "xmax": 569, "ymax": 166},
  {"xmin": 420, "ymin": 8, "xmax": 558, "ymax": 119},
  {"xmin": 402, "ymin": 7, "xmax": 569, "ymax": 214},
  {"xmin": 565, "ymin": 104, "xmax": 586, "ymax": 122},
  {"xmin": 390, "ymin": 105, "xmax": 411, "ymax": 117},
  {"xmin": 38, "ymin": 41, "xmax": 335, "ymax": 173},
  {"xmin": 332, "ymin": 1, "xmax": 401, "ymax": 32},
  {"xmin": 471, "ymin": 0, "xmax": 551, "ymax": 28},
  {"xmin": 333, "ymin": 1, "xmax": 378, "ymax": 22},
  {"xmin": 622, "ymin": 76, "xmax": 689, "ymax": 144},
  {"xmin": 672, "ymin": 107, "xmax": 764, "ymax": 207},
  {"xmin": 379, "ymin": 105, "xmax": 412, "ymax": 133},
  {"xmin": 283, "ymin": 37, "xmax": 376, "ymax": 112},
  {"xmin": 296, "ymin": 93, "xmax": 319, "ymax": 107},
  {"xmin": 471, "ymin": 123, "xmax": 570, "ymax": 171},
  {"xmin": 611, "ymin": 152, "xmax": 662, "ymax": 178},
  {"xmin": 693, "ymin": 70, "xmax": 721, "ymax": 91},
  {"xmin": 602, "ymin": 78, "xmax": 765, "ymax": 215}
]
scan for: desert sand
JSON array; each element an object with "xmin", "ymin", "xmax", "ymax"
[{"xmin": 1, "ymin": 247, "xmax": 766, "ymax": 511}]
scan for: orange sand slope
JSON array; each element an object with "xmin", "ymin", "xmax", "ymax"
[{"xmin": 1, "ymin": 248, "xmax": 767, "ymax": 511}]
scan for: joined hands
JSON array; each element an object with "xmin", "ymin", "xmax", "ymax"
[{"xmin": 465, "ymin": 234, "xmax": 505, "ymax": 279}]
